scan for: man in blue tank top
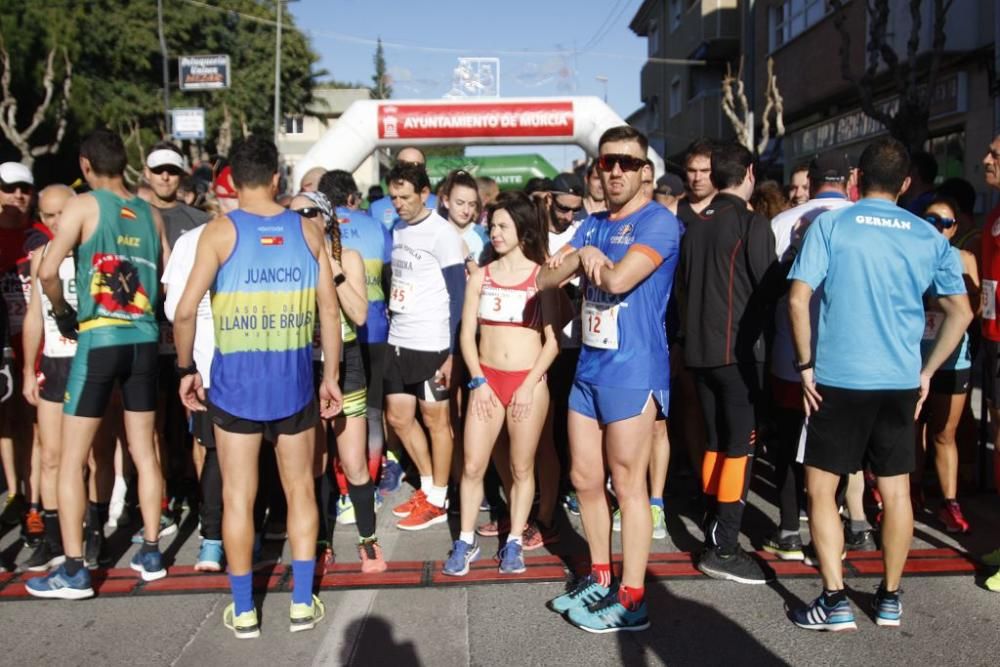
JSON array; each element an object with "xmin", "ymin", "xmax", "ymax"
[{"xmin": 173, "ymin": 137, "xmax": 344, "ymax": 639}]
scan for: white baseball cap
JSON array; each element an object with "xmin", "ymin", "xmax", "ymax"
[
  {"xmin": 0, "ymin": 162, "xmax": 34, "ymax": 186},
  {"xmin": 146, "ymin": 149, "xmax": 187, "ymax": 172}
]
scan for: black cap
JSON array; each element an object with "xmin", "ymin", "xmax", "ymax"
[
  {"xmin": 808, "ymin": 151, "xmax": 851, "ymax": 183},
  {"xmin": 655, "ymin": 173, "xmax": 685, "ymax": 196},
  {"xmin": 550, "ymin": 173, "xmax": 585, "ymax": 197}
]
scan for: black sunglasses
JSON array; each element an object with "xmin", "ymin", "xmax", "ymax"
[
  {"xmin": 597, "ymin": 154, "xmax": 647, "ymax": 173},
  {"xmin": 294, "ymin": 207, "xmax": 322, "ymax": 219},
  {"xmin": 552, "ymin": 199, "xmax": 583, "ymax": 215},
  {"xmin": 925, "ymin": 213, "xmax": 956, "ymax": 229},
  {"xmin": 0, "ymin": 182, "xmax": 33, "ymax": 194},
  {"xmin": 150, "ymin": 166, "xmax": 184, "ymax": 177}
]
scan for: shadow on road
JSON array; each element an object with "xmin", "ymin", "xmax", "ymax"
[{"xmin": 340, "ymin": 615, "xmax": 420, "ymax": 665}]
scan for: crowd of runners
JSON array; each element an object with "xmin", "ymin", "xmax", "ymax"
[{"xmin": 0, "ymin": 122, "xmax": 998, "ymax": 637}]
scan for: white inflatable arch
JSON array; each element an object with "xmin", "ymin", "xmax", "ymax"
[{"xmin": 292, "ymin": 96, "xmax": 666, "ymax": 191}]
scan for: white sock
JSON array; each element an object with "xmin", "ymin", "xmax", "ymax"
[
  {"xmin": 426, "ymin": 484, "xmax": 448, "ymax": 508},
  {"xmin": 459, "ymin": 531, "xmax": 476, "ymax": 545},
  {"xmin": 419, "ymin": 476, "xmax": 433, "ymax": 493},
  {"xmin": 507, "ymin": 533, "xmax": 522, "ymax": 546}
]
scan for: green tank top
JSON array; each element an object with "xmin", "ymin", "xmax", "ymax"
[{"xmin": 76, "ymin": 189, "xmax": 160, "ymax": 345}]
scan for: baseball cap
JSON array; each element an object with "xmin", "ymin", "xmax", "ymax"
[
  {"xmin": 655, "ymin": 173, "xmax": 685, "ymax": 196},
  {"xmin": 550, "ymin": 173, "xmax": 585, "ymax": 198},
  {"xmin": 0, "ymin": 162, "xmax": 34, "ymax": 186},
  {"xmin": 146, "ymin": 149, "xmax": 187, "ymax": 172},
  {"xmin": 213, "ymin": 166, "xmax": 237, "ymax": 199},
  {"xmin": 808, "ymin": 151, "xmax": 851, "ymax": 183}
]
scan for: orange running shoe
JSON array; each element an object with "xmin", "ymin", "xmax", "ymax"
[
  {"xmin": 25, "ymin": 508, "xmax": 44, "ymax": 538},
  {"xmin": 358, "ymin": 539, "xmax": 388, "ymax": 573},
  {"xmin": 392, "ymin": 489, "xmax": 426, "ymax": 518},
  {"xmin": 396, "ymin": 497, "xmax": 447, "ymax": 531}
]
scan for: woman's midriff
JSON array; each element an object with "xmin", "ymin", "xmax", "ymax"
[{"xmin": 477, "ymin": 325, "xmax": 543, "ymax": 371}]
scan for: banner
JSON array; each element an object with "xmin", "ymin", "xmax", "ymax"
[
  {"xmin": 179, "ymin": 55, "xmax": 231, "ymax": 91},
  {"xmin": 378, "ymin": 101, "xmax": 574, "ymax": 140}
]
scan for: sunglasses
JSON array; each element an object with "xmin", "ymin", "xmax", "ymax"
[
  {"xmin": 552, "ymin": 199, "xmax": 583, "ymax": 215},
  {"xmin": 0, "ymin": 182, "xmax": 33, "ymax": 194},
  {"xmin": 150, "ymin": 166, "xmax": 184, "ymax": 177},
  {"xmin": 925, "ymin": 213, "xmax": 956, "ymax": 228},
  {"xmin": 597, "ymin": 154, "xmax": 647, "ymax": 173},
  {"xmin": 294, "ymin": 207, "xmax": 322, "ymax": 219}
]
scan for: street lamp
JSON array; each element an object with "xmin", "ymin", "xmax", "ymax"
[
  {"xmin": 274, "ymin": 0, "xmax": 299, "ymax": 145},
  {"xmin": 595, "ymin": 75, "xmax": 609, "ymax": 103}
]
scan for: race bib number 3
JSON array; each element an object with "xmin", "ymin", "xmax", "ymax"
[
  {"xmin": 923, "ymin": 311, "xmax": 944, "ymax": 340},
  {"xmin": 983, "ymin": 280, "xmax": 997, "ymax": 321},
  {"xmin": 479, "ymin": 286, "xmax": 527, "ymax": 324},
  {"xmin": 581, "ymin": 300, "xmax": 619, "ymax": 350},
  {"xmin": 389, "ymin": 277, "xmax": 414, "ymax": 314}
]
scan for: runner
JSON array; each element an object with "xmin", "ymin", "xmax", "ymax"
[
  {"xmin": 369, "ymin": 147, "xmax": 438, "ymax": 230},
  {"xmin": 786, "ymin": 163, "xmax": 809, "ymax": 206},
  {"xmin": 442, "ymin": 191, "xmax": 559, "ymax": 576},
  {"xmin": 539, "ymin": 125, "xmax": 681, "ymax": 633},
  {"xmin": 440, "ymin": 170, "xmax": 488, "ymax": 265},
  {"xmin": 583, "ymin": 160, "xmax": 607, "ymax": 215},
  {"xmin": 383, "ymin": 162, "xmax": 465, "ymax": 532},
  {"xmin": 789, "ymin": 138, "xmax": 972, "ymax": 630},
  {"xmin": 27, "ymin": 129, "xmax": 171, "ymax": 599},
  {"xmin": 173, "ymin": 136, "xmax": 343, "ymax": 637}
]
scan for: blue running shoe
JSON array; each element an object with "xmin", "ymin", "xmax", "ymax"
[
  {"xmin": 130, "ymin": 549, "xmax": 167, "ymax": 582},
  {"xmin": 378, "ymin": 454, "xmax": 404, "ymax": 495},
  {"xmin": 548, "ymin": 575, "xmax": 611, "ymax": 613},
  {"xmin": 791, "ymin": 594, "xmax": 858, "ymax": 632},
  {"xmin": 498, "ymin": 541, "xmax": 526, "ymax": 574},
  {"xmin": 442, "ymin": 540, "xmax": 480, "ymax": 577},
  {"xmin": 872, "ymin": 586, "xmax": 902, "ymax": 627},
  {"xmin": 566, "ymin": 592, "xmax": 650, "ymax": 633},
  {"xmin": 562, "ymin": 492, "xmax": 580, "ymax": 516},
  {"xmin": 195, "ymin": 539, "xmax": 224, "ymax": 572},
  {"xmin": 26, "ymin": 563, "xmax": 94, "ymax": 600}
]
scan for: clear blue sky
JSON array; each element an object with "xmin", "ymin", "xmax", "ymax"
[{"xmin": 288, "ymin": 0, "xmax": 648, "ymax": 171}]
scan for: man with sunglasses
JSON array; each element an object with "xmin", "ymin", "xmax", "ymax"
[
  {"xmin": 144, "ymin": 143, "xmax": 210, "ymax": 250},
  {"xmin": 540, "ymin": 126, "xmax": 680, "ymax": 633},
  {"xmin": 369, "ymin": 147, "xmax": 438, "ymax": 231}
]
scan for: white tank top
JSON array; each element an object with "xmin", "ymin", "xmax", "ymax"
[{"xmin": 38, "ymin": 255, "xmax": 78, "ymax": 358}]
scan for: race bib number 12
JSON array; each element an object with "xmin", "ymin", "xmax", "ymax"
[{"xmin": 581, "ymin": 300, "xmax": 619, "ymax": 350}]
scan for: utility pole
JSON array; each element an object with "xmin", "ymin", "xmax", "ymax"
[
  {"xmin": 158, "ymin": 0, "xmax": 170, "ymax": 136},
  {"xmin": 273, "ymin": 0, "xmax": 283, "ymax": 145}
]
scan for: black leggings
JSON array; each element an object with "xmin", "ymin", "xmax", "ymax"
[{"xmin": 771, "ymin": 407, "xmax": 806, "ymax": 532}]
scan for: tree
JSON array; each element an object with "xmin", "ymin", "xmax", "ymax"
[
  {"xmin": 721, "ymin": 57, "xmax": 785, "ymax": 156},
  {"xmin": 829, "ymin": 0, "xmax": 955, "ymax": 153},
  {"xmin": 0, "ymin": 40, "xmax": 72, "ymax": 167},
  {"xmin": 371, "ymin": 37, "xmax": 392, "ymax": 99}
]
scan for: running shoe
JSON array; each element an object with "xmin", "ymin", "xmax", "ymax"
[
  {"xmin": 522, "ymin": 521, "xmax": 560, "ymax": 551},
  {"xmin": 396, "ymin": 497, "xmax": 447, "ymax": 531},
  {"xmin": 24, "ymin": 508, "xmax": 44, "ymax": 540},
  {"xmin": 479, "ymin": 498, "xmax": 491, "ymax": 512},
  {"xmin": 0, "ymin": 493, "xmax": 24, "ymax": 526},
  {"xmin": 195, "ymin": 539, "xmax": 224, "ymax": 572},
  {"xmin": 981, "ymin": 547, "xmax": 1000, "ymax": 568},
  {"xmin": 937, "ymin": 500, "xmax": 970, "ymax": 534},
  {"xmin": 651, "ymin": 505, "xmax": 667, "ymax": 540},
  {"xmin": 762, "ymin": 532, "xmax": 805, "ymax": 561},
  {"xmin": 289, "ymin": 594, "xmax": 325, "ymax": 633},
  {"xmin": 798, "ymin": 509, "xmax": 809, "ymax": 524},
  {"xmin": 803, "ymin": 543, "xmax": 846, "ymax": 567},
  {"xmin": 791, "ymin": 594, "xmax": 857, "ymax": 632},
  {"xmin": 130, "ymin": 549, "xmax": 167, "ymax": 582},
  {"xmin": 986, "ymin": 570, "xmax": 1000, "ymax": 592},
  {"xmin": 547, "ymin": 575, "xmax": 610, "ymax": 613},
  {"xmin": 130, "ymin": 515, "xmax": 178, "ymax": 544},
  {"xmin": 223, "ymin": 603, "xmax": 260, "ymax": 639},
  {"xmin": 566, "ymin": 591, "xmax": 650, "ymax": 633},
  {"xmin": 392, "ymin": 489, "xmax": 426, "ymax": 519},
  {"xmin": 872, "ymin": 585, "xmax": 902, "ymax": 627},
  {"xmin": 498, "ymin": 541, "xmax": 526, "ymax": 574},
  {"xmin": 378, "ymin": 452, "xmax": 405, "ymax": 495},
  {"xmin": 358, "ymin": 538, "xmax": 387, "ymax": 574},
  {"xmin": 442, "ymin": 539, "xmax": 480, "ymax": 577},
  {"xmin": 476, "ymin": 517, "xmax": 510, "ymax": 538},
  {"xmin": 84, "ymin": 530, "xmax": 110, "ymax": 569},
  {"xmin": 25, "ymin": 563, "xmax": 94, "ymax": 600},
  {"xmin": 335, "ymin": 496, "xmax": 356, "ymax": 526},
  {"xmin": 612, "ymin": 508, "xmax": 621, "ymax": 532},
  {"xmin": 843, "ymin": 525, "xmax": 877, "ymax": 551},
  {"xmin": 562, "ymin": 492, "xmax": 580, "ymax": 516},
  {"xmin": 697, "ymin": 547, "xmax": 772, "ymax": 584},
  {"xmin": 374, "ymin": 492, "xmax": 384, "ymax": 513},
  {"xmin": 22, "ymin": 541, "xmax": 65, "ymax": 572}
]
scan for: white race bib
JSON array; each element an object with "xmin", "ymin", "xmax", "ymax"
[
  {"xmin": 923, "ymin": 311, "xmax": 944, "ymax": 340},
  {"xmin": 983, "ymin": 279, "xmax": 997, "ymax": 321},
  {"xmin": 478, "ymin": 285, "xmax": 527, "ymax": 324},
  {"xmin": 581, "ymin": 300, "xmax": 619, "ymax": 350},
  {"xmin": 388, "ymin": 277, "xmax": 415, "ymax": 314}
]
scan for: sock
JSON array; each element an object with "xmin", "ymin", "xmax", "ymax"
[
  {"xmin": 591, "ymin": 563, "xmax": 612, "ymax": 588},
  {"xmin": 348, "ymin": 481, "xmax": 377, "ymax": 539},
  {"xmin": 618, "ymin": 584, "xmax": 645, "ymax": 610},
  {"xmin": 425, "ymin": 484, "xmax": 447, "ymax": 508},
  {"xmin": 822, "ymin": 589, "xmax": 846, "ymax": 606},
  {"xmin": 43, "ymin": 509, "xmax": 63, "ymax": 553},
  {"xmin": 160, "ymin": 496, "xmax": 169, "ymax": 512},
  {"xmin": 506, "ymin": 534, "xmax": 522, "ymax": 546},
  {"xmin": 141, "ymin": 539, "xmax": 159, "ymax": 555},
  {"xmin": 879, "ymin": 582, "xmax": 899, "ymax": 598},
  {"xmin": 459, "ymin": 531, "xmax": 475, "ymax": 545},
  {"xmin": 291, "ymin": 559, "xmax": 316, "ymax": 606},
  {"xmin": 779, "ymin": 529, "xmax": 799, "ymax": 541},
  {"xmin": 86, "ymin": 503, "xmax": 102, "ymax": 533},
  {"xmin": 367, "ymin": 455, "xmax": 381, "ymax": 485},
  {"xmin": 650, "ymin": 497, "xmax": 664, "ymax": 509},
  {"xmin": 64, "ymin": 556, "xmax": 85, "ymax": 577},
  {"xmin": 228, "ymin": 572, "xmax": 254, "ymax": 615},
  {"xmin": 28, "ymin": 502, "xmax": 40, "ymax": 512},
  {"xmin": 850, "ymin": 519, "xmax": 869, "ymax": 533},
  {"xmin": 419, "ymin": 475, "xmax": 433, "ymax": 492},
  {"xmin": 943, "ymin": 498, "xmax": 958, "ymax": 506}
]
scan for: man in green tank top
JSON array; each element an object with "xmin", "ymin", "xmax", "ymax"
[{"xmin": 27, "ymin": 129, "xmax": 172, "ymax": 600}]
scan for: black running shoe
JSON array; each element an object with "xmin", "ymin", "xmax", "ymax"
[
  {"xmin": 843, "ymin": 526, "xmax": 877, "ymax": 551},
  {"xmin": 762, "ymin": 532, "xmax": 805, "ymax": 561},
  {"xmin": 697, "ymin": 547, "xmax": 772, "ymax": 584},
  {"xmin": 22, "ymin": 541, "xmax": 65, "ymax": 572},
  {"xmin": 84, "ymin": 530, "xmax": 110, "ymax": 569}
]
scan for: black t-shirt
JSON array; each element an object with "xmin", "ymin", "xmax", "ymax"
[{"xmin": 160, "ymin": 204, "xmax": 211, "ymax": 250}]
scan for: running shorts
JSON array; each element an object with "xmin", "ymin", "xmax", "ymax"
[
  {"xmin": 383, "ymin": 345, "xmax": 449, "ymax": 402},
  {"xmin": 64, "ymin": 340, "xmax": 158, "ymax": 417},
  {"xmin": 38, "ymin": 355, "xmax": 72, "ymax": 404},
  {"xmin": 568, "ymin": 379, "xmax": 668, "ymax": 425}
]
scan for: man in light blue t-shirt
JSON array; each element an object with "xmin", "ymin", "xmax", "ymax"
[
  {"xmin": 369, "ymin": 147, "xmax": 438, "ymax": 230},
  {"xmin": 786, "ymin": 138, "xmax": 972, "ymax": 633}
]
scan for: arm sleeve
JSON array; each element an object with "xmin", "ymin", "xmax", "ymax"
[
  {"xmin": 788, "ymin": 211, "xmax": 832, "ymax": 289},
  {"xmin": 442, "ymin": 264, "xmax": 465, "ymax": 353}
]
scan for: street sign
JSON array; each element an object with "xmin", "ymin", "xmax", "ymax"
[
  {"xmin": 171, "ymin": 108, "xmax": 205, "ymax": 140},
  {"xmin": 178, "ymin": 55, "xmax": 231, "ymax": 91}
]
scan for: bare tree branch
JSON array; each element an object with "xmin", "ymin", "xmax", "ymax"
[
  {"xmin": 0, "ymin": 41, "xmax": 72, "ymax": 166},
  {"xmin": 721, "ymin": 61, "xmax": 751, "ymax": 150}
]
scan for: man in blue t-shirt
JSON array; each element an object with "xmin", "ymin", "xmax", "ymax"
[
  {"xmin": 369, "ymin": 147, "xmax": 438, "ymax": 230},
  {"xmin": 787, "ymin": 138, "xmax": 971, "ymax": 632},
  {"xmin": 539, "ymin": 126, "xmax": 681, "ymax": 633}
]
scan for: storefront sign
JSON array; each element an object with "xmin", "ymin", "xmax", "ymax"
[{"xmin": 179, "ymin": 55, "xmax": 231, "ymax": 91}]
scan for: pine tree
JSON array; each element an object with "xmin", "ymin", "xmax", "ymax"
[{"xmin": 371, "ymin": 37, "xmax": 392, "ymax": 100}]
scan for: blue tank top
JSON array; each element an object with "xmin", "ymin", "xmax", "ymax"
[
  {"xmin": 921, "ymin": 246, "xmax": 971, "ymax": 371},
  {"xmin": 208, "ymin": 210, "xmax": 318, "ymax": 420},
  {"xmin": 336, "ymin": 206, "xmax": 391, "ymax": 344}
]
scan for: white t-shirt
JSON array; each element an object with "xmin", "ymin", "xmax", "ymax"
[
  {"xmin": 770, "ymin": 195, "xmax": 852, "ymax": 382},
  {"xmin": 38, "ymin": 254, "xmax": 78, "ymax": 358},
  {"xmin": 388, "ymin": 210, "xmax": 465, "ymax": 351},
  {"xmin": 162, "ymin": 225, "xmax": 215, "ymax": 387},
  {"xmin": 548, "ymin": 221, "xmax": 582, "ymax": 348}
]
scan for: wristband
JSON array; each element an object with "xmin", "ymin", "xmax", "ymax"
[
  {"xmin": 467, "ymin": 376, "xmax": 487, "ymax": 390},
  {"xmin": 175, "ymin": 361, "xmax": 198, "ymax": 378},
  {"xmin": 333, "ymin": 272, "xmax": 347, "ymax": 287},
  {"xmin": 793, "ymin": 359, "xmax": 814, "ymax": 373}
]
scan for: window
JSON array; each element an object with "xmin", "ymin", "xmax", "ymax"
[
  {"xmin": 770, "ymin": 0, "xmax": 829, "ymax": 50},
  {"xmin": 669, "ymin": 78, "xmax": 682, "ymax": 117},
  {"xmin": 669, "ymin": 0, "xmax": 683, "ymax": 32},
  {"xmin": 649, "ymin": 18, "xmax": 660, "ymax": 55},
  {"xmin": 283, "ymin": 115, "xmax": 304, "ymax": 135}
]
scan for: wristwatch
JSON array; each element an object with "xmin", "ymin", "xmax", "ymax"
[
  {"xmin": 467, "ymin": 376, "xmax": 488, "ymax": 390},
  {"xmin": 175, "ymin": 360, "xmax": 198, "ymax": 377},
  {"xmin": 333, "ymin": 272, "xmax": 347, "ymax": 287},
  {"xmin": 793, "ymin": 358, "xmax": 814, "ymax": 372}
]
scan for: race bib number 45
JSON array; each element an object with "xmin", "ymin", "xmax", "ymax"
[
  {"xmin": 581, "ymin": 300, "xmax": 619, "ymax": 350},
  {"xmin": 388, "ymin": 277, "xmax": 414, "ymax": 314}
]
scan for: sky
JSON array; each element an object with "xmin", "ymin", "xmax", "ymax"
[{"xmin": 287, "ymin": 0, "xmax": 648, "ymax": 171}]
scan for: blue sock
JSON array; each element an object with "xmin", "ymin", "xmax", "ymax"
[
  {"xmin": 228, "ymin": 572, "xmax": 254, "ymax": 615},
  {"xmin": 650, "ymin": 497, "xmax": 664, "ymax": 509},
  {"xmin": 291, "ymin": 559, "xmax": 315, "ymax": 606}
]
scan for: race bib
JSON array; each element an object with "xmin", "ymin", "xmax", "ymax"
[
  {"xmin": 479, "ymin": 285, "xmax": 527, "ymax": 324},
  {"xmin": 581, "ymin": 300, "xmax": 619, "ymax": 350},
  {"xmin": 388, "ymin": 277, "xmax": 414, "ymax": 314},
  {"xmin": 983, "ymin": 279, "xmax": 997, "ymax": 320},
  {"xmin": 159, "ymin": 321, "xmax": 176, "ymax": 355},
  {"xmin": 923, "ymin": 311, "xmax": 944, "ymax": 340}
]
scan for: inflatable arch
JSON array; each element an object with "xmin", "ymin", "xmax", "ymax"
[{"xmin": 292, "ymin": 96, "xmax": 666, "ymax": 191}]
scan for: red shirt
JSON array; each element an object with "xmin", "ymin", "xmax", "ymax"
[{"xmin": 981, "ymin": 203, "xmax": 1000, "ymax": 341}]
